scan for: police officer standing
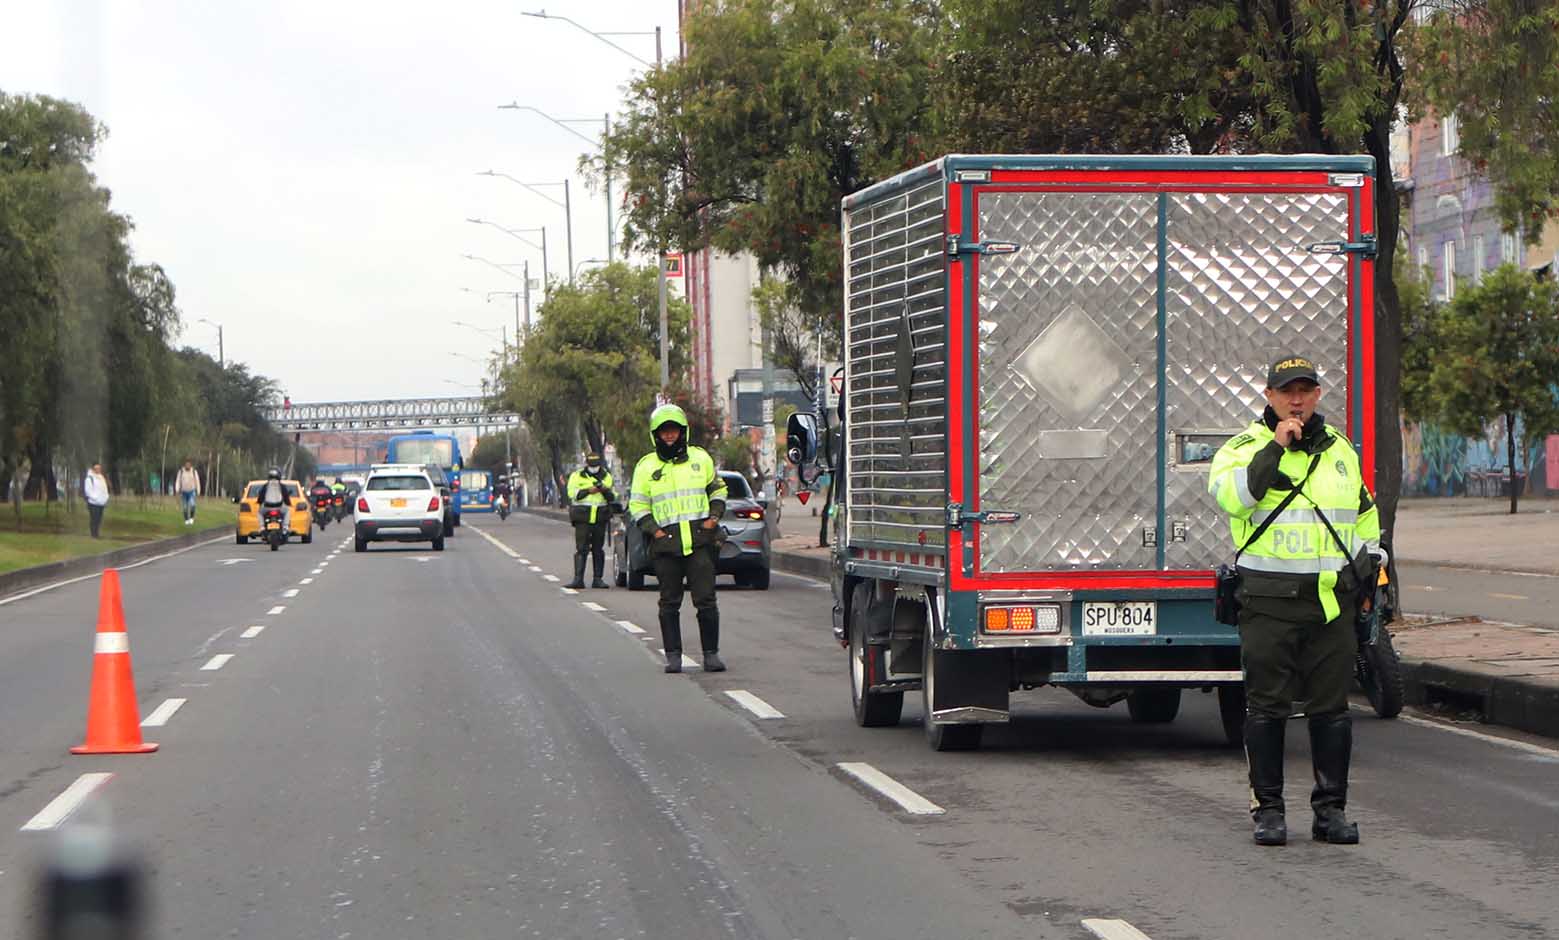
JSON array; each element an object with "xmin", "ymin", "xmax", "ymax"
[
  {"xmin": 629, "ymin": 404, "xmax": 729, "ymax": 673},
  {"xmin": 565, "ymin": 453, "xmax": 615, "ymax": 589},
  {"xmin": 1209, "ymin": 355, "xmax": 1383, "ymax": 847}
]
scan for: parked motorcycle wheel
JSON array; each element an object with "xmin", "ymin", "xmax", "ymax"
[{"xmin": 1358, "ymin": 628, "xmax": 1405, "ymax": 719}]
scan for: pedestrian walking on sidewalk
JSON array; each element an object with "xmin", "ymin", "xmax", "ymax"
[
  {"xmin": 564, "ymin": 452, "xmax": 615, "ymax": 589},
  {"xmin": 629, "ymin": 404, "xmax": 729, "ymax": 673},
  {"xmin": 84, "ymin": 463, "xmax": 110, "ymax": 539},
  {"xmin": 1208, "ymin": 355, "xmax": 1385, "ymax": 847},
  {"xmin": 176, "ymin": 460, "xmax": 201, "ymax": 526}
]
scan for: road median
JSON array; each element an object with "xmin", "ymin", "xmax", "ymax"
[{"xmin": 0, "ymin": 528, "xmax": 229, "ymax": 601}]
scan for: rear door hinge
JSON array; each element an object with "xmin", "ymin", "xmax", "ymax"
[
  {"xmin": 946, "ymin": 235, "xmax": 1021, "ymax": 259},
  {"xmin": 1305, "ymin": 234, "xmax": 1376, "ymax": 259},
  {"xmin": 946, "ymin": 503, "xmax": 1022, "ymax": 531}
]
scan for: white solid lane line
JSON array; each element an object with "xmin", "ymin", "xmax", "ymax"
[
  {"xmin": 724, "ymin": 690, "xmax": 785, "ymax": 720},
  {"xmin": 267, "ymin": 605, "xmax": 286, "ymax": 615},
  {"xmin": 141, "ymin": 698, "xmax": 187, "ymax": 728},
  {"xmin": 240, "ymin": 625, "xmax": 265, "ymax": 639},
  {"xmin": 466, "ymin": 524, "xmax": 522, "ymax": 560},
  {"xmin": 1490, "ymin": 592, "xmax": 1529, "ymax": 600},
  {"xmin": 201, "ymin": 654, "xmax": 234, "ymax": 671},
  {"xmin": 20, "ymin": 773, "xmax": 114, "ymax": 832},
  {"xmin": 283, "ymin": 589, "xmax": 299, "ymax": 598},
  {"xmin": 581, "ymin": 601, "xmax": 607, "ymax": 612},
  {"xmin": 299, "ymin": 578, "xmax": 313, "ymax": 584},
  {"xmin": 615, "ymin": 620, "xmax": 646, "ymax": 634},
  {"xmin": 835, "ymin": 762, "xmax": 945, "ymax": 816},
  {"xmin": 1081, "ymin": 918, "xmax": 1154, "ymax": 940}
]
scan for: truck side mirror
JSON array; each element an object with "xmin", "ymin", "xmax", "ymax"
[{"xmin": 786, "ymin": 412, "xmax": 819, "ymax": 466}]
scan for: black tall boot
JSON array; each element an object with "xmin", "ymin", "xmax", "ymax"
[
  {"xmin": 1245, "ymin": 714, "xmax": 1287, "ymax": 846},
  {"xmin": 565, "ymin": 554, "xmax": 586, "ymax": 589},
  {"xmin": 1309, "ymin": 713, "xmax": 1360, "ymax": 844},
  {"xmin": 590, "ymin": 550, "xmax": 608, "ymax": 589},
  {"xmin": 697, "ymin": 608, "xmax": 724, "ymax": 672},
  {"xmin": 660, "ymin": 610, "xmax": 684, "ymax": 673}
]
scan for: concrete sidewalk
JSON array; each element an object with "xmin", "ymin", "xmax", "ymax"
[{"xmin": 763, "ymin": 494, "xmax": 1559, "ymax": 740}]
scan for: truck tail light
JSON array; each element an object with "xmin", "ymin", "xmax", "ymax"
[
  {"xmin": 982, "ymin": 604, "xmax": 1061, "ymax": 635},
  {"xmin": 357, "ymin": 497, "xmax": 370, "ymax": 513},
  {"xmin": 428, "ymin": 497, "xmax": 441, "ymax": 511}
]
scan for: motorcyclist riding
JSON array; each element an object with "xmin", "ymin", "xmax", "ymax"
[{"xmin": 259, "ymin": 468, "xmax": 291, "ymax": 535}]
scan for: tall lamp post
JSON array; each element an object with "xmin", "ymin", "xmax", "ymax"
[
  {"xmin": 460, "ymin": 287, "xmax": 532, "ymax": 340},
  {"xmin": 497, "ymin": 104, "xmax": 615, "ymax": 263},
  {"xmin": 197, "ymin": 317, "xmax": 224, "ymax": 368},
  {"xmin": 520, "ymin": 9, "xmax": 670, "ymax": 390},
  {"xmin": 466, "ymin": 218, "xmax": 548, "ymax": 288},
  {"xmin": 476, "ymin": 171, "xmax": 573, "ymax": 283}
]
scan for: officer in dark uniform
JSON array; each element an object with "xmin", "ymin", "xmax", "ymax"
[
  {"xmin": 1209, "ymin": 355, "xmax": 1384, "ymax": 846},
  {"xmin": 565, "ymin": 453, "xmax": 615, "ymax": 589}
]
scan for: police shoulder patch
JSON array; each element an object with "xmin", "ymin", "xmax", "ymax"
[
  {"xmin": 691, "ymin": 462, "xmax": 701, "ymax": 471},
  {"xmin": 1228, "ymin": 433, "xmax": 1255, "ymax": 448},
  {"xmin": 1335, "ymin": 459, "xmax": 1347, "ymax": 476}
]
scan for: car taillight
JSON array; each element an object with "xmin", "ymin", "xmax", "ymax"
[
  {"xmin": 357, "ymin": 497, "xmax": 369, "ymax": 512},
  {"xmin": 982, "ymin": 604, "xmax": 1062, "ymax": 635},
  {"xmin": 734, "ymin": 508, "xmax": 764, "ymax": 520},
  {"xmin": 428, "ymin": 496, "xmax": 441, "ymax": 511}
]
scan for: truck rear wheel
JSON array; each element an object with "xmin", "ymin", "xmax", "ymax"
[
  {"xmin": 1126, "ymin": 688, "xmax": 1182, "ymax": 723},
  {"xmin": 922, "ymin": 627, "xmax": 983, "ymax": 752},
  {"xmin": 849, "ymin": 584, "xmax": 903, "ymax": 728}
]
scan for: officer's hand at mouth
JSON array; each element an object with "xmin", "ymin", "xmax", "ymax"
[
  {"xmin": 701, "ymin": 518, "xmax": 718, "ymax": 530},
  {"xmin": 1275, "ymin": 417, "xmax": 1305, "ymax": 447}
]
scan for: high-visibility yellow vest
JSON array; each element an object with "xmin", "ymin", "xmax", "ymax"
[
  {"xmin": 629, "ymin": 446, "xmax": 727, "ymax": 556},
  {"xmin": 567, "ymin": 468, "xmax": 613, "ymax": 524},
  {"xmin": 1208, "ymin": 419, "xmax": 1381, "ymax": 621}
]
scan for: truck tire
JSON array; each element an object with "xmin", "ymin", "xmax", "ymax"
[
  {"xmin": 849, "ymin": 584, "xmax": 903, "ymax": 728},
  {"xmin": 1126, "ymin": 688, "xmax": 1182, "ymax": 723},
  {"xmin": 922, "ymin": 627, "xmax": 983, "ymax": 752},
  {"xmin": 1217, "ymin": 684, "xmax": 1247, "ymax": 747}
]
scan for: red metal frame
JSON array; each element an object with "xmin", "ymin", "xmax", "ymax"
[{"xmin": 947, "ymin": 169, "xmax": 1375, "ymax": 593}]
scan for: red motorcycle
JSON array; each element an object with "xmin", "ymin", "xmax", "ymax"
[
  {"xmin": 312, "ymin": 494, "xmax": 332, "ymax": 530},
  {"xmin": 261, "ymin": 507, "xmax": 287, "ymax": 551}
]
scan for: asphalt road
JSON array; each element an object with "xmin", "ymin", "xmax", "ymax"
[
  {"xmin": 0, "ymin": 512, "xmax": 1556, "ymax": 939},
  {"xmin": 1398, "ymin": 561, "xmax": 1559, "ymax": 629}
]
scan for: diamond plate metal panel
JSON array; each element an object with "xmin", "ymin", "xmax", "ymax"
[
  {"xmin": 976, "ymin": 192, "xmax": 1160, "ymax": 572},
  {"xmin": 1163, "ymin": 192, "xmax": 1351, "ymax": 569}
]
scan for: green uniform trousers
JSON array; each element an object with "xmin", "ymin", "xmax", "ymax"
[
  {"xmin": 653, "ymin": 544, "xmax": 719, "ymax": 654},
  {"xmin": 573, "ymin": 519, "xmax": 607, "ymax": 558},
  {"xmin": 1237, "ymin": 608, "xmax": 1356, "ymax": 719}
]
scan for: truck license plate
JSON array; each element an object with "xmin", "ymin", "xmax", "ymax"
[{"xmin": 1082, "ymin": 602, "xmax": 1157, "ymax": 636}]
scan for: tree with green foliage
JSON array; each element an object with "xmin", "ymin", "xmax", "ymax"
[
  {"xmin": 1412, "ymin": 0, "xmax": 1559, "ymax": 240},
  {"xmin": 598, "ymin": 0, "xmax": 941, "ymax": 396},
  {"xmin": 498, "ymin": 263, "xmax": 692, "ymax": 482},
  {"xmin": 1417, "ymin": 264, "xmax": 1559, "ymax": 514}
]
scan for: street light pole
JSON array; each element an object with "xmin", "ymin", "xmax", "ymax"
[
  {"xmin": 199, "ymin": 318, "xmax": 224, "ymax": 368},
  {"xmin": 476, "ymin": 171, "xmax": 572, "ymax": 282},
  {"xmin": 465, "ymin": 218, "xmax": 549, "ymax": 290},
  {"xmin": 496, "ymin": 104, "xmax": 612, "ymax": 264},
  {"xmin": 563, "ymin": 178, "xmax": 574, "ymax": 285}
]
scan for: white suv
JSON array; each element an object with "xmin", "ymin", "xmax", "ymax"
[{"xmin": 355, "ymin": 465, "xmax": 446, "ymax": 552}]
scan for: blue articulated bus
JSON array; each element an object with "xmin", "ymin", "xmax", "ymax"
[
  {"xmin": 386, "ymin": 431, "xmax": 464, "ymax": 527},
  {"xmin": 458, "ymin": 469, "xmax": 493, "ymax": 513}
]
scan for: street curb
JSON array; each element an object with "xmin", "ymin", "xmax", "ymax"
[
  {"xmin": 0, "ymin": 528, "xmax": 229, "ymax": 600},
  {"xmin": 1397, "ymin": 655, "xmax": 1559, "ymax": 740},
  {"xmin": 1396, "ymin": 556, "xmax": 1559, "ymax": 579},
  {"xmin": 771, "ymin": 548, "xmax": 832, "ymax": 581}
]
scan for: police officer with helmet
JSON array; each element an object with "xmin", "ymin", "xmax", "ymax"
[
  {"xmin": 629, "ymin": 404, "xmax": 729, "ymax": 673},
  {"xmin": 1208, "ymin": 355, "xmax": 1384, "ymax": 847},
  {"xmin": 565, "ymin": 453, "xmax": 615, "ymax": 589}
]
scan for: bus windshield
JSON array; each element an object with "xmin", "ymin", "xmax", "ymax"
[{"xmin": 389, "ymin": 437, "xmax": 453, "ymax": 469}]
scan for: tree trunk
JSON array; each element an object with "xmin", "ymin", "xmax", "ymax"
[{"xmin": 1507, "ymin": 410, "xmax": 1519, "ymax": 515}]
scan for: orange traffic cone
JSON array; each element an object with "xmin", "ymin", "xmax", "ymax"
[{"xmin": 71, "ymin": 569, "xmax": 158, "ymax": 755}]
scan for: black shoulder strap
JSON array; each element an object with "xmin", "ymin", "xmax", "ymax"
[{"xmin": 1234, "ymin": 453, "xmax": 1322, "ymax": 563}]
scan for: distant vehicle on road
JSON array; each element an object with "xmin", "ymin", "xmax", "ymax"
[
  {"xmin": 355, "ymin": 464, "xmax": 446, "ymax": 552},
  {"xmin": 458, "ymin": 469, "xmax": 493, "ymax": 514},
  {"xmin": 386, "ymin": 431, "xmax": 464, "ymax": 529},
  {"xmin": 612, "ymin": 470, "xmax": 772, "ymax": 590},
  {"xmin": 235, "ymin": 480, "xmax": 311, "ymax": 545}
]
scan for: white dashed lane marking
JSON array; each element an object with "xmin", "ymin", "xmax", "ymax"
[
  {"xmin": 299, "ymin": 578, "xmax": 313, "ymax": 585},
  {"xmin": 543, "ymin": 574, "xmax": 561, "ymax": 583},
  {"xmin": 141, "ymin": 698, "xmax": 187, "ymax": 727},
  {"xmin": 201, "ymin": 654, "xmax": 233, "ymax": 671},
  {"xmin": 20, "ymin": 773, "xmax": 114, "ymax": 832},
  {"xmin": 1082, "ymin": 918, "xmax": 1155, "ymax": 940},
  {"xmin": 267, "ymin": 606, "xmax": 286, "ymax": 615},
  {"xmin": 561, "ymin": 587, "xmax": 579, "ymax": 595},
  {"xmin": 615, "ymin": 620, "xmax": 646, "ymax": 635},
  {"xmin": 311, "ymin": 568, "xmax": 323, "ymax": 574},
  {"xmin": 581, "ymin": 602, "xmax": 607, "ymax": 612},
  {"xmin": 529, "ymin": 566, "xmax": 544, "ymax": 573},
  {"xmin": 283, "ymin": 589, "xmax": 299, "ymax": 598},
  {"xmin": 240, "ymin": 625, "xmax": 265, "ymax": 639},
  {"xmin": 659, "ymin": 650, "xmax": 701, "ymax": 671},
  {"xmin": 835, "ymin": 762, "xmax": 945, "ymax": 815},
  {"xmin": 724, "ymin": 690, "xmax": 784, "ymax": 720}
]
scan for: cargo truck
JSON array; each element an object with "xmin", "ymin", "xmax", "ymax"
[{"xmin": 786, "ymin": 154, "xmax": 1378, "ymax": 750}]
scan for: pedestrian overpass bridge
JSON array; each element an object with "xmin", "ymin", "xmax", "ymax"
[{"xmin": 262, "ymin": 396, "xmax": 521, "ymax": 432}]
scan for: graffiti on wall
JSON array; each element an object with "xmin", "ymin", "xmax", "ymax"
[{"xmin": 1402, "ymin": 418, "xmax": 1556, "ymax": 497}]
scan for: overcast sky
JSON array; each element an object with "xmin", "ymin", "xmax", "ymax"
[{"xmin": 1, "ymin": 1, "xmax": 670, "ymax": 402}]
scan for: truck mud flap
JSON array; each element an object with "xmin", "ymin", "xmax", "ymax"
[{"xmin": 927, "ymin": 650, "xmax": 1009, "ymax": 724}]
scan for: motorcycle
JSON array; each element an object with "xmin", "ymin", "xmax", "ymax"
[
  {"xmin": 332, "ymin": 493, "xmax": 346, "ymax": 523},
  {"xmin": 261, "ymin": 507, "xmax": 287, "ymax": 552},
  {"xmin": 495, "ymin": 493, "xmax": 509, "ymax": 520},
  {"xmin": 1355, "ymin": 561, "xmax": 1404, "ymax": 718},
  {"xmin": 312, "ymin": 495, "xmax": 332, "ymax": 530}
]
